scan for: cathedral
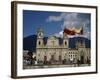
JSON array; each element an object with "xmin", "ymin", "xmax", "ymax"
[{"xmin": 35, "ymin": 28, "xmax": 91, "ymax": 65}]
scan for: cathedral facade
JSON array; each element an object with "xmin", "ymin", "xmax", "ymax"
[{"xmin": 36, "ymin": 28, "xmax": 91, "ymax": 64}]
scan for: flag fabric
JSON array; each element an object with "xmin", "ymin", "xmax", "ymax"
[
  {"xmin": 63, "ymin": 28, "xmax": 75, "ymax": 35},
  {"xmin": 63, "ymin": 27, "xmax": 83, "ymax": 35}
]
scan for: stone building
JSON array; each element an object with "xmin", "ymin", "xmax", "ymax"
[{"xmin": 34, "ymin": 28, "xmax": 91, "ymax": 64}]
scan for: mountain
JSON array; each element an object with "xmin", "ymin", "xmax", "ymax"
[
  {"xmin": 23, "ymin": 35, "xmax": 90, "ymax": 52},
  {"xmin": 23, "ymin": 35, "xmax": 37, "ymax": 52},
  {"xmin": 69, "ymin": 37, "xmax": 90, "ymax": 48}
]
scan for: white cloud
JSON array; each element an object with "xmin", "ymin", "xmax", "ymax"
[
  {"xmin": 47, "ymin": 12, "xmax": 90, "ymax": 28},
  {"xmin": 46, "ymin": 13, "xmax": 67, "ymax": 22},
  {"xmin": 59, "ymin": 30, "xmax": 63, "ymax": 36},
  {"xmin": 46, "ymin": 16, "xmax": 62, "ymax": 22},
  {"xmin": 54, "ymin": 30, "xmax": 63, "ymax": 38}
]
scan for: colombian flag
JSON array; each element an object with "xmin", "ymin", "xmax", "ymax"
[{"xmin": 63, "ymin": 27, "xmax": 83, "ymax": 35}]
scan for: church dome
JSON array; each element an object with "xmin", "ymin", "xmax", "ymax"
[{"xmin": 47, "ymin": 36, "xmax": 59, "ymax": 47}]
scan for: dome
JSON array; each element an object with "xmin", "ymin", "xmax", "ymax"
[
  {"xmin": 48, "ymin": 36, "xmax": 56, "ymax": 40},
  {"xmin": 47, "ymin": 36, "xmax": 59, "ymax": 46}
]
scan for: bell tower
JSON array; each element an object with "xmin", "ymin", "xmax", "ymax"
[
  {"xmin": 63, "ymin": 32, "xmax": 69, "ymax": 48},
  {"xmin": 37, "ymin": 27, "xmax": 44, "ymax": 47}
]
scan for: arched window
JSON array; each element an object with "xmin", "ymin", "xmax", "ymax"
[
  {"xmin": 38, "ymin": 41, "xmax": 41, "ymax": 45},
  {"xmin": 65, "ymin": 41, "xmax": 67, "ymax": 45}
]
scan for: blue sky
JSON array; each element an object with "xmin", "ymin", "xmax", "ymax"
[{"xmin": 23, "ymin": 10, "xmax": 91, "ymax": 39}]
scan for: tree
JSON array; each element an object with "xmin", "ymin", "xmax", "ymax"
[
  {"xmin": 27, "ymin": 51, "xmax": 33, "ymax": 58},
  {"xmin": 27, "ymin": 51, "xmax": 33, "ymax": 65}
]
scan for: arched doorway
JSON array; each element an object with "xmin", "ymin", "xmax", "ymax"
[
  {"xmin": 44, "ymin": 56, "xmax": 47, "ymax": 64},
  {"xmin": 81, "ymin": 55, "xmax": 84, "ymax": 64},
  {"xmin": 51, "ymin": 55, "xmax": 54, "ymax": 61},
  {"xmin": 59, "ymin": 55, "xmax": 62, "ymax": 61},
  {"xmin": 80, "ymin": 50, "xmax": 84, "ymax": 64}
]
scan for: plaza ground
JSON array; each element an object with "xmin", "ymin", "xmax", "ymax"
[{"xmin": 23, "ymin": 64, "xmax": 90, "ymax": 69}]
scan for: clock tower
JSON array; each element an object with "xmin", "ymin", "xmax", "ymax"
[
  {"xmin": 37, "ymin": 27, "xmax": 44, "ymax": 47},
  {"xmin": 63, "ymin": 32, "xmax": 69, "ymax": 48}
]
